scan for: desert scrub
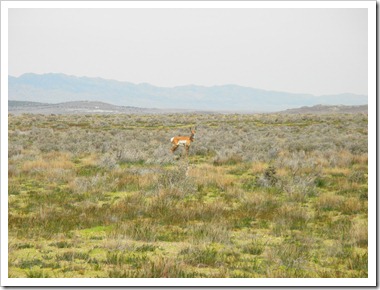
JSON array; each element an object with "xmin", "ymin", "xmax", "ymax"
[
  {"xmin": 179, "ymin": 243, "xmax": 239, "ymax": 268},
  {"xmin": 120, "ymin": 256, "xmax": 198, "ymax": 278},
  {"xmin": 8, "ymin": 112, "xmax": 368, "ymax": 278}
]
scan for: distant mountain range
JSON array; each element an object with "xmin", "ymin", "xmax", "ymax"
[{"xmin": 8, "ymin": 73, "xmax": 368, "ymax": 112}]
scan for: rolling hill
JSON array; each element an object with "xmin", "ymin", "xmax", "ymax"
[
  {"xmin": 8, "ymin": 100, "xmax": 368, "ymax": 116},
  {"xmin": 278, "ymin": 104, "xmax": 368, "ymax": 114},
  {"xmin": 8, "ymin": 100, "xmax": 210, "ymax": 115}
]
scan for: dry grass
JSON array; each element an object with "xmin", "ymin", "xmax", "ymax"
[
  {"xmin": 316, "ymin": 193, "xmax": 345, "ymax": 211},
  {"xmin": 21, "ymin": 152, "xmax": 74, "ymax": 173},
  {"xmin": 188, "ymin": 164, "xmax": 235, "ymax": 189}
]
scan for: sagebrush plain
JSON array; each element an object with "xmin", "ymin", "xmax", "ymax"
[{"xmin": 8, "ymin": 112, "xmax": 368, "ymax": 278}]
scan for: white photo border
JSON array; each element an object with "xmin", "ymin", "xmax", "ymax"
[{"xmin": 1, "ymin": 0, "xmax": 376, "ymax": 287}]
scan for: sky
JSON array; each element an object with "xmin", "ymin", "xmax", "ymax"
[{"xmin": 8, "ymin": 8, "xmax": 368, "ymax": 96}]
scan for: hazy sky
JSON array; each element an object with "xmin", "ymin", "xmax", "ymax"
[{"xmin": 9, "ymin": 8, "xmax": 368, "ymax": 95}]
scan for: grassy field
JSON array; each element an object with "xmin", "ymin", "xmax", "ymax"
[{"xmin": 8, "ymin": 112, "xmax": 368, "ymax": 278}]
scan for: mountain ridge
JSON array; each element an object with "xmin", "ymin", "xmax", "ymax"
[{"xmin": 8, "ymin": 73, "xmax": 368, "ymax": 112}]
